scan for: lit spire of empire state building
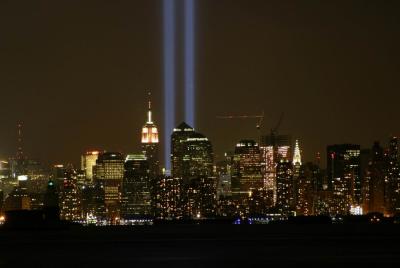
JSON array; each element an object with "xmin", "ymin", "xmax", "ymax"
[
  {"xmin": 141, "ymin": 92, "xmax": 160, "ymax": 176},
  {"xmin": 141, "ymin": 92, "xmax": 159, "ymax": 144},
  {"xmin": 293, "ymin": 139, "xmax": 302, "ymax": 165}
]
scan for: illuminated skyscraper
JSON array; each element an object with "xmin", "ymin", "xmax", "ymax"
[
  {"xmin": 169, "ymin": 123, "xmax": 215, "ymax": 219},
  {"xmin": 276, "ymin": 159, "xmax": 294, "ymax": 216},
  {"xmin": 296, "ymin": 162, "xmax": 321, "ymax": 216},
  {"xmin": 260, "ymin": 134, "xmax": 291, "ymax": 203},
  {"xmin": 327, "ymin": 144, "xmax": 361, "ymax": 208},
  {"xmin": 330, "ymin": 177, "xmax": 351, "ymax": 215},
  {"xmin": 260, "ymin": 145, "xmax": 275, "ymax": 192},
  {"xmin": 181, "ymin": 176, "xmax": 216, "ymax": 219},
  {"xmin": 0, "ymin": 160, "xmax": 10, "ymax": 180},
  {"xmin": 121, "ymin": 154, "xmax": 151, "ymax": 219},
  {"xmin": 232, "ymin": 140, "xmax": 263, "ymax": 194},
  {"xmin": 141, "ymin": 93, "xmax": 160, "ymax": 177},
  {"xmin": 81, "ymin": 182, "xmax": 106, "ymax": 221},
  {"xmin": 362, "ymin": 142, "xmax": 385, "ymax": 214},
  {"xmin": 0, "ymin": 161, "xmax": 12, "ymax": 198},
  {"xmin": 93, "ymin": 152, "xmax": 124, "ymax": 220},
  {"xmin": 261, "ymin": 134, "xmax": 292, "ymax": 161},
  {"xmin": 172, "ymin": 122, "xmax": 194, "ymax": 178},
  {"xmin": 81, "ymin": 151, "xmax": 100, "ymax": 183},
  {"xmin": 386, "ymin": 137, "xmax": 400, "ymax": 215},
  {"xmin": 292, "ymin": 140, "xmax": 302, "ymax": 207},
  {"xmin": 293, "ymin": 140, "xmax": 302, "ymax": 166},
  {"xmin": 171, "ymin": 122, "xmax": 213, "ymax": 179},
  {"xmin": 59, "ymin": 169, "xmax": 80, "ymax": 221},
  {"xmin": 53, "ymin": 164, "xmax": 67, "ymax": 191},
  {"xmin": 154, "ymin": 176, "xmax": 183, "ymax": 219},
  {"xmin": 25, "ymin": 159, "xmax": 47, "ymax": 195},
  {"xmin": 229, "ymin": 140, "xmax": 264, "ymax": 217}
]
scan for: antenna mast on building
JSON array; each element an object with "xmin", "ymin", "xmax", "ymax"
[{"xmin": 16, "ymin": 122, "xmax": 24, "ymax": 160}]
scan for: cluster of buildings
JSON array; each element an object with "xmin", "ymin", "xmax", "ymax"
[{"xmin": 1, "ymin": 99, "xmax": 400, "ymax": 225}]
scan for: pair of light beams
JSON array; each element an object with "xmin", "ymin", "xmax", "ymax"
[{"xmin": 163, "ymin": 0, "xmax": 195, "ymax": 171}]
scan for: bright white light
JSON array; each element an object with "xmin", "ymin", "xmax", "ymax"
[
  {"xmin": 18, "ymin": 175, "xmax": 28, "ymax": 181},
  {"xmin": 350, "ymin": 205, "xmax": 363, "ymax": 215}
]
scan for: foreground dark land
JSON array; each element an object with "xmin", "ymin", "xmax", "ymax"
[{"xmin": 0, "ymin": 223, "xmax": 400, "ymax": 267}]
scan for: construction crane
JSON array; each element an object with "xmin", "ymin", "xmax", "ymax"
[
  {"xmin": 216, "ymin": 111, "xmax": 265, "ymax": 141},
  {"xmin": 217, "ymin": 111, "xmax": 284, "ymax": 145},
  {"xmin": 216, "ymin": 111, "xmax": 264, "ymax": 129}
]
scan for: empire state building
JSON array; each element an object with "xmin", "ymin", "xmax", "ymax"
[{"xmin": 141, "ymin": 92, "xmax": 160, "ymax": 176}]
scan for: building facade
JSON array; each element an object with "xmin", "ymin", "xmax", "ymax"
[
  {"xmin": 327, "ymin": 144, "xmax": 361, "ymax": 208},
  {"xmin": 81, "ymin": 151, "xmax": 100, "ymax": 183},
  {"xmin": 93, "ymin": 152, "xmax": 124, "ymax": 221},
  {"xmin": 171, "ymin": 122, "xmax": 213, "ymax": 179},
  {"xmin": 121, "ymin": 154, "xmax": 151, "ymax": 219}
]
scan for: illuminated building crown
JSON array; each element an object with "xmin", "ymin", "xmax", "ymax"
[
  {"xmin": 141, "ymin": 91, "xmax": 159, "ymax": 144},
  {"xmin": 293, "ymin": 139, "xmax": 302, "ymax": 165}
]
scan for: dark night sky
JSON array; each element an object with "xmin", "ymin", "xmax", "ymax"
[{"xmin": 0, "ymin": 0, "xmax": 399, "ymax": 167}]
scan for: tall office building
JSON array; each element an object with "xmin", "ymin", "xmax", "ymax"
[
  {"xmin": 181, "ymin": 176, "xmax": 216, "ymax": 219},
  {"xmin": 141, "ymin": 93, "xmax": 160, "ymax": 177},
  {"xmin": 81, "ymin": 151, "xmax": 100, "ymax": 183},
  {"xmin": 154, "ymin": 176, "xmax": 183, "ymax": 219},
  {"xmin": 362, "ymin": 142, "xmax": 385, "ymax": 214},
  {"xmin": 215, "ymin": 153, "xmax": 236, "ymax": 217},
  {"xmin": 292, "ymin": 140, "xmax": 302, "ymax": 166},
  {"xmin": 230, "ymin": 140, "xmax": 264, "ymax": 217},
  {"xmin": 25, "ymin": 159, "xmax": 48, "ymax": 195},
  {"xmin": 171, "ymin": 122, "xmax": 195, "ymax": 178},
  {"xmin": 0, "ymin": 161, "xmax": 13, "ymax": 198},
  {"xmin": 331, "ymin": 177, "xmax": 352, "ymax": 215},
  {"xmin": 296, "ymin": 162, "xmax": 321, "ymax": 216},
  {"xmin": 93, "ymin": 152, "xmax": 124, "ymax": 220},
  {"xmin": 260, "ymin": 145, "xmax": 275, "ymax": 192},
  {"xmin": 53, "ymin": 164, "xmax": 68, "ymax": 191},
  {"xmin": 81, "ymin": 182, "xmax": 106, "ymax": 221},
  {"xmin": 260, "ymin": 134, "xmax": 291, "ymax": 202},
  {"xmin": 360, "ymin": 147, "xmax": 372, "ymax": 206},
  {"xmin": 385, "ymin": 137, "xmax": 400, "ymax": 215},
  {"xmin": 170, "ymin": 122, "xmax": 215, "ymax": 219},
  {"xmin": 232, "ymin": 140, "xmax": 263, "ymax": 193},
  {"xmin": 292, "ymin": 140, "xmax": 302, "ymax": 207},
  {"xmin": 276, "ymin": 159, "xmax": 294, "ymax": 216},
  {"xmin": 261, "ymin": 134, "xmax": 292, "ymax": 161},
  {"xmin": 0, "ymin": 160, "xmax": 10, "ymax": 180},
  {"xmin": 59, "ymin": 170, "xmax": 80, "ymax": 221},
  {"xmin": 171, "ymin": 122, "xmax": 213, "ymax": 179},
  {"xmin": 327, "ymin": 144, "xmax": 361, "ymax": 207},
  {"xmin": 121, "ymin": 154, "xmax": 151, "ymax": 219}
]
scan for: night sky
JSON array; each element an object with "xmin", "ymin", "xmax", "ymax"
[{"xmin": 0, "ymin": 0, "xmax": 399, "ymax": 167}]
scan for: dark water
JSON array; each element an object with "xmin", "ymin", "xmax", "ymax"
[{"xmin": 0, "ymin": 224, "xmax": 399, "ymax": 267}]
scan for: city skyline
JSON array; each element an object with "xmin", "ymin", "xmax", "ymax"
[
  {"xmin": 1, "ymin": 97, "xmax": 399, "ymax": 170},
  {"xmin": 1, "ymin": 1, "xmax": 400, "ymax": 265},
  {"xmin": 1, "ymin": 0, "xmax": 400, "ymax": 167}
]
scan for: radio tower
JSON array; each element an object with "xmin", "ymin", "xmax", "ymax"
[{"xmin": 16, "ymin": 122, "xmax": 24, "ymax": 160}]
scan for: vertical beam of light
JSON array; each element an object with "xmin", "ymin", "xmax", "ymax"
[
  {"xmin": 184, "ymin": 0, "xmax": 195, "ymax": 128},
  {"xmin": 163, "ymin": 0, "xmax": 175, "ymax": 172}
]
